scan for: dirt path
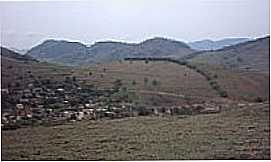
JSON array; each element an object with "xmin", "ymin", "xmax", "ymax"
[{"xmin": 128, "ymin": 89, "xmax": 185, "ymax": 98}]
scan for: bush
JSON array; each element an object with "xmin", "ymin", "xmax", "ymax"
[
  {"xmin": 132, "ymin": 80, "xmax": 136, "ymax": 85},
  {"xmin": 254, "ymin": 97, "xmax": 264, "ymax": 102},
  {"xmin": 15, "ymin": 82, "xmax": 20, "ymax": 87},
  {"xmin": 65, "ymin": 76, "xmax": 71, "ymax": 82},
  {"xmin": 152, "ymin": 79, "xmax": 159, "ymax": 86},
  {"xmin": 209, "ymin": 80, "xmax": 217, "ymax": 86},
  {"xmin": 144, "ymin": 77, "xmax": 148, "ymax": 85},
  {"xmin": 218, "ymin": 90, "xmax": 228, "ymax": 98},
  {"xmin": 205, "ymin": 75, "xmax": 211, "ymax": 81},
  {"xmin": 237, "ymin": 57, "xmax": 243, "ymax": 62},
  {"xmin": 121, "ymin": 87, "xmax": 127, "ymax": 92},
  {"xmin": 72, "ymin": 76, "xmax": 76, "ymax": 81},
  {"xmin": 186, "ymin": 64, "xmax": 196, "ymax": 69},
  {"xmin": 179, "ymin": 61, "xmax": 187, "ymax": 65},
  {"xmin": 137, "ymin": 106, "xmax": 151, "ymax": 116},
  {"xmin": 114, "ymin": 79, "xmax": 122, "ymax": 87}
]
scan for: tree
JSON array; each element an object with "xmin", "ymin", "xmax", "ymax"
[
  {"xmin": 113, "ymin": 79, "xmax": 122, "ymax": 89},
  {"xmin": 15, "ymin": 82, "xmax": 20, "ymax": 87},
  {"xmin": 72, "ymin": 76, "xmax": 76, "ymax": 82},
  {"xmin": 65, "ymin": 76, "xmax": 71, "ymax": 83},
  {"xmin": 152, "ymin": 79, "xmax": 159, "ymax": 86},
  {"xmin": 132, "ymin": 80, "xmax": 136, "ymax": 85},
  {"xmin": 144, "ymin": 77, "xmax": 148, "ymax": 85},
  {"xmin": 237, "ymin": 57, "xmax": 243, "ymax": 62}
]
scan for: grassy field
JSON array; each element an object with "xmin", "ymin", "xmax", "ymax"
[
  {"xmin": 2, "ymin": 102, "xmax": 270, "ymax": 160},
  {"xmin": 76, "ymin": 61, "xmax": 221, "ymax": 105},
  {"xmin": 3, "ymin": 58, "xmax": 268, "ymax": 104}
]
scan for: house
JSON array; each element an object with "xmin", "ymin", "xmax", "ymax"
[
  {"xmin": 16, "ymin": 104, "xmax": 32, "ymax": 119},
  {"xmin": 1, "ymin": 88, "xmax": 9, "ymax": 94}
]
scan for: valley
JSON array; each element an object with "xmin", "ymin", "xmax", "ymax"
[{"xmin": 1, "ymin": 36, "xmax": 270, "ymax": 160}]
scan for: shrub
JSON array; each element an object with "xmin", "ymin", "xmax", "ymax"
[
  {"xmin": 179, "ymin": 61, "xmax": 187, "ymax": 65},
  {"xmin": 15, "ymin": 82, "xmax": 20, "ymax": 87},
  {"xmin": 209, "ymin": 80, "xmax": 217, "ymax": 86},
  {"xmin": 237, "ymin": 57, "xmax": 243, "ymax": 62},
  {"xmin": 65, "ymin": 76, "xmax": 71, "ymax": 82},
  {"xmin": 121, "ymin": 87, "xmax": 127, "ymax": 92},
  {"xmin": 72, "ymin": 76, "xmax": 76, "ymax": 81},
  {"xmin": 144, "ymin": 77, "xmax": 148, "ymax": 85},
  {"xmin": 137, "ymin": 106, "xmax": 151, "ymax": 116},
  {"xmin": 152, "ymin": 79, "xmax": 159, "ymax": 86},
  {"xmin": 186, "ymin": 64, "xmax": 196, "ymax": 69},
  {"xmin": 114, "ymin": 79, "xmax": 122, "ymax": 87},
  {"xmin": 205, "ymin": 75, "xmax": 211, "ymax": 81},
  {"xmin": 132, "ymin": 80, "xmax": 136, "ymax": 85},
  {"xmin": 254, "ymin": 97, "xmax": 264, "ymax": 103},
  {"xmin": 218, "ymin": 90, "xmax": 228, "ymax": 98}
]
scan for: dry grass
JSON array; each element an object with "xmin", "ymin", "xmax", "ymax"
[{"xmin": 2, "ymin": 103, "xmax": 270, "ymax": 160}]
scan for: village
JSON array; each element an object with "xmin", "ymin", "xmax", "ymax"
[{"xmin": 1, "ymin": 72, "xmax": 223, "ymax": 131}]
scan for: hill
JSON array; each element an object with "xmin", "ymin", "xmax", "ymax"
[
  {"xmin": 1, "ymin": 47, "xmax": 74, "ymax": 90},
  {"xmin": 1, "ymin": 47, "xmax": 37, "ymax": 62},
  {"xmin": 188, "ymin": 38, "xmax": 251, "ymax": 50},
  {"xmin": 27, "ymin": 37, "xmax": 195, "ymax": 66},
  {"xmin": 188, "ymin": 36, "xmax": 270, "ymax": 73}
]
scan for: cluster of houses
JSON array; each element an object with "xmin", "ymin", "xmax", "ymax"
[
  {"xmin": 1, "ymin": 78, "xmax": 137, "ymax": 129},
  {"xmin": 1, "ymin": 77, "xmax": 222, "ymax": 130}
]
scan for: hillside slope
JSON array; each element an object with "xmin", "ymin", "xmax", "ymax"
[
  {"xmin": 2, "ymin": 102, "xmax": 269, "ymax": 160},
  {"xmin": 189, "ymin": 36, "xmax": 270, "ymax": 73},
  {"xmin": 1, "ymin": 47, "xmax": 37, "ymax": 62}
]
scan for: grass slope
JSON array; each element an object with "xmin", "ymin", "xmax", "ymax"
[{"xmin": 2, "ymin": 102, "xmax": 270, "ymax": 160}]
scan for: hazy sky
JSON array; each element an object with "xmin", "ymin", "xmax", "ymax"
[{"xmin": 0, "ymin": 0, "xmax": 270, "ymax": 49}]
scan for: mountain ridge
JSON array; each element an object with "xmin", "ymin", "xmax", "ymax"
[
  {"xmin": 27, "ymin": 37, "xmax": 196, "ymax": 66},
  {"xmin": 188, "ymin": 38, "xmax": 251, "ymax": 50}
]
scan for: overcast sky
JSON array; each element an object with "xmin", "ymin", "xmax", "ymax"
[{"xmin": 0, "ymin": 0, "xmax": 270, "ymax": 49}]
